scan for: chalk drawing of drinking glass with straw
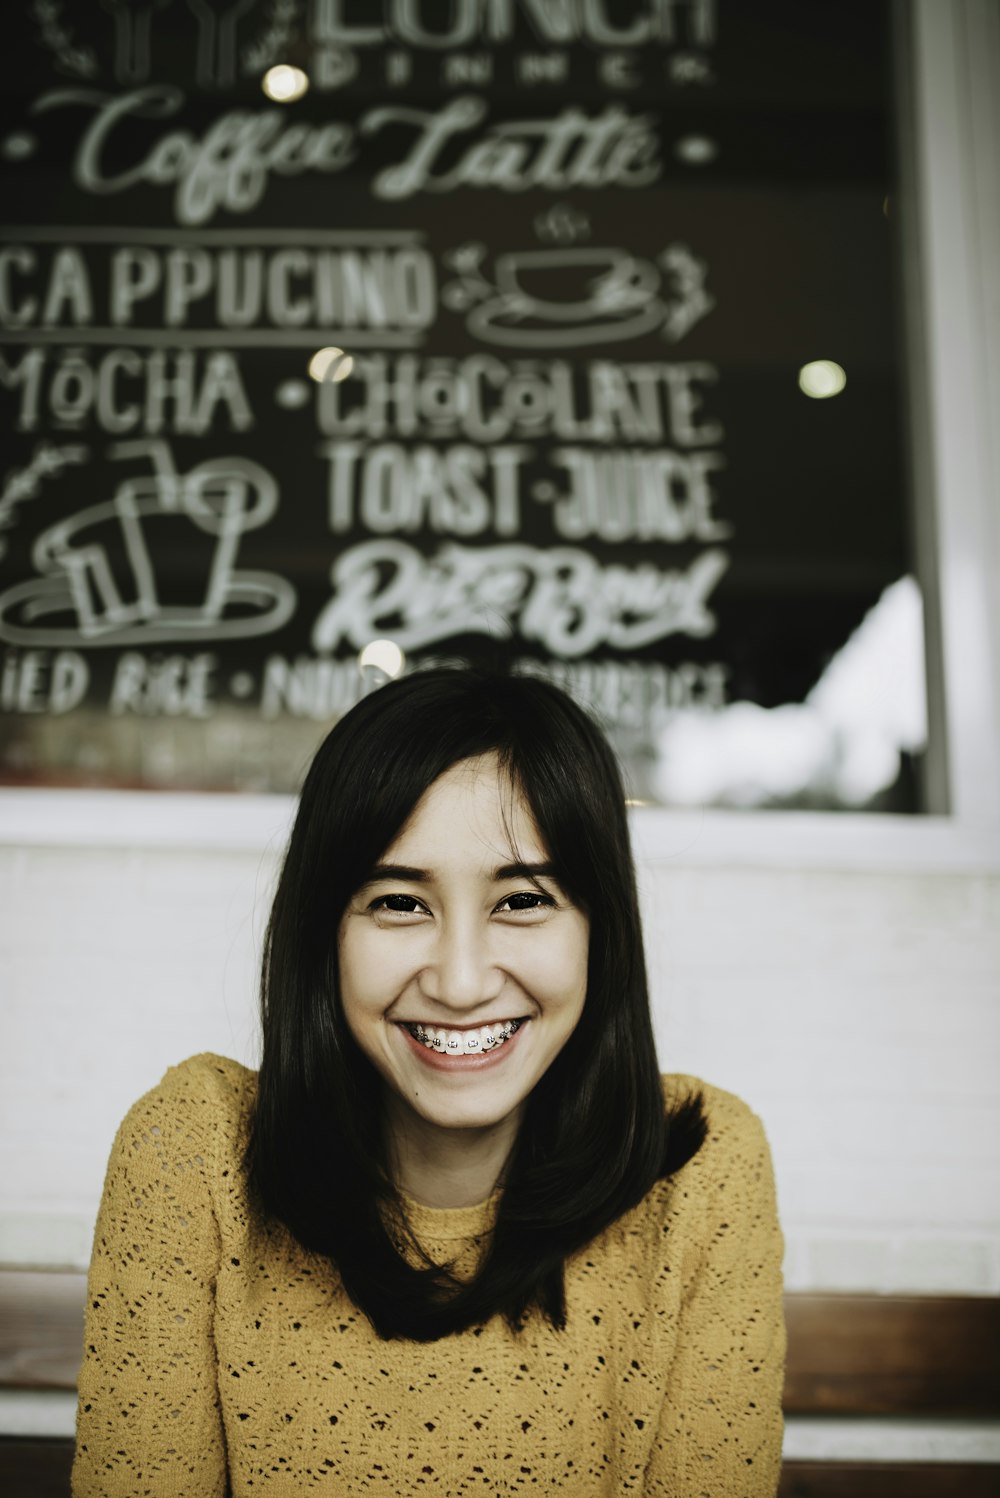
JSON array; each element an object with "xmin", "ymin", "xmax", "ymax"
[{"xmin": 0, "ymin": 439, "xmax": 295, "ymax": 648}]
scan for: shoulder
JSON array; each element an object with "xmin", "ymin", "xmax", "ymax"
[
  {"xmin": 636, "ymin": 1075, "xmax": 782, "ymax": 1289},
  {"xmin": 159, "ymin": 1051, "xmax": 257, "ymax": 1109},
  {"xmin": 115, "ymin": 1052, "xmax": 257, "ymax": 1162},
  {"xmin": 95, "ymin": 1056, "xmax": 259, "ymax": 1246},
  {"xmin": 662, "ymin": 1072, "xmax": 769, "ymax": 1154},
  {"xmin": 599, "ymin": 1077, "xmax": 779, "ymax": 1292},
  {"xmin": 657, "ymin": 1073, "xmax": 776, "ymax": 1207}
]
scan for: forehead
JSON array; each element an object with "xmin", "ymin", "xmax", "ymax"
[{"xmin": 385, "ymin": 754, "xmax": 545, "ymax": 859}]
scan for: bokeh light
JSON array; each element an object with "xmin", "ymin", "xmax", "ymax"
[
  {"xmin": 262, "ymin": 65, "xmax": 309, "ymax": 103},
  {"xmin": 798, "ymin": 360, "xmax": 847, "ymax": 398},
  {"xmin": 674, "ymin": 135, "xmax": 718, "ymax": 165},
  {"xmin": 308, "ymin": 347, "xmax": 354, "ymax": 383},
  {"xmin": 358, "ymin": 640, "xmax": 405, "ymax": 678}
]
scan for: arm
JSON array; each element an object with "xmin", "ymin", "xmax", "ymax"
[
  {"xmin": 645, "ymin": 1101, "xmax": 786, "ymax": 1497},
  {"xmin": 72, "ymin": 1062, "xmax": 228, "ymax": 1497}
]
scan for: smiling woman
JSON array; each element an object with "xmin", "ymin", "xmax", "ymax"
[{"xmin": 72, "ymin": 667, "xmax": 786, "ymax": 1497}]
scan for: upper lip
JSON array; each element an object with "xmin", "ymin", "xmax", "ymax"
[{"xmin": 397, "ymin": 1017, "xmax": 527, "ymax": 1030}]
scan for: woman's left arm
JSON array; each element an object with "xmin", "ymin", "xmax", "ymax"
[{"xmin": 644, "ymin": 1098, "xmax": 786, "ymax": 1497}]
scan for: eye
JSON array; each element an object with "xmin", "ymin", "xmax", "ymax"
[
  {"xmin": 368, "ymin": 893, "xmax": 427, "ymax": 919},
  {"xmin": 494, "ymin": 890, "xmax": 556, "ymax": 915}
]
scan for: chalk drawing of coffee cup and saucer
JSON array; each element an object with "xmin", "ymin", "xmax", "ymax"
[
  {"xmin": 0, "ymin": 442, "xmax": 295, "ymax": 649},
  {"xmin": 442, "ymin": 242, "xmax": 714, "ymax": 349}
]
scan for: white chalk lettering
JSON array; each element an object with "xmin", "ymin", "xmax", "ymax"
[
  {"xmin": 311, "ymin": 539, "xmax": 729, "ymax": 657},
  {"xmin": 320, "ymin": 440, "xmax": 530, "ymax": 536},
  {"xmin": 0, "ymin": 648, "xmax": 89, "ymax": 714},
  {"xmin": 548, "ymin": 446, "xmax": 730, "ymax": 543},
  {"xmin": 33, "ymin": 87, "xmax": 357, "ymax": 225},
  {"xmin": 516, "ymin": 52, "xmax": 570, "ymax": 85},
  {"xmin": 0, "ymin": 349, "xmax": 252, "ymax": 435},
  {"xmin": 260, "ymin": 655, "xmax": 375, "ymax": 720},
  {"xmin": 41, "ymin": 248, "xmax": 94, "ymax": 327},
  {"xmin": 110, "ymin": 247, "xmax": 160, "ymax": 323},
  {"xmin": 0, "ymin": 247, "xmax": 38, "ymax": 328},
  {"xmin": 517, "ymin": 655, "xmax": 729, "ymax": 729},
  {"xmin": 314, "ymin": 0, "xmax": 718, "ymax": 49},
  {"xmin": 49, "ymin": 351, "xmax": 94, "ymax": 428},
  {"xmin": 105, "ymin": 244, "xmax": 436, "ymax": 329},
  {"xmin": 0, "ymin": 349, "xmax": 46, "ymax": 429},
  {"xmin": 108, "ymin": 651, "xmax": 217, "ymax": 717},
  {"xmin": 365, "ymin": 97, "xmax": 661, "ymax": 199},
  {"xmin": 30, "ymin": 88, "xmax": 660, "ymax": 220},
  {"xmin": 318, "ymin": 355, "xmax": 721, "ymax": 445},
  {"xmin": 0, "ymin": 241, "xmax": 436, "ymax": 331}
]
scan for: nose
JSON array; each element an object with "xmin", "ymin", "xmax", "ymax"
[{"xmin": 417, "ymin": 916, "xmax": 505, "ymax": 1013}]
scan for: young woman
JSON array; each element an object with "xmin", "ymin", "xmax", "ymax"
[{"xmin": 73, "ymin": 668, "xmax": 785, "ymax": 1496}]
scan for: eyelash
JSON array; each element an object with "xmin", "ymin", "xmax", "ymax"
[{"xmin": 368, "ymin": 891, "xmax": 556, "ymax": 916}]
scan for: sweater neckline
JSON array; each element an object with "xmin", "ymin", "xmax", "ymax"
[{"xmin": 399, "ymin": 1187, "xmax": 501, "ymax": 1241}]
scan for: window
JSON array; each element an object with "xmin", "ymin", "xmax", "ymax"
[{"xmin": 0, "ymin": 0, "xmax": 996, "ymax": 856}]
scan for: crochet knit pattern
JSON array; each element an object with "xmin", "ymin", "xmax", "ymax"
[{"xmin": 73, "ymin": 1054, "xmax": 785, "ymax": 1495}]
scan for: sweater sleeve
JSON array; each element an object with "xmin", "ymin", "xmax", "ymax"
[
  {"xmin": 72, "ymin": 1059, "xmax": 228, "ymax": 1498},
  {"xmin": 644, "ymin": 1094, "xmax": 786, "ymax": 1497}
]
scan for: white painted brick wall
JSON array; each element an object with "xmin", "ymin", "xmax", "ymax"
[
  {"xmin": 1, "ymin": 835, "xmax": 999, "ymax": 1293},
  {"xmin": 637, "ymin": 863, "xmax": 1000, "ymax": 1292}
]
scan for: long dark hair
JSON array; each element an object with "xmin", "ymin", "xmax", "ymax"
[{"xmin": 245, "ymin": 667, "xmax": 705, "ymax": 1340}]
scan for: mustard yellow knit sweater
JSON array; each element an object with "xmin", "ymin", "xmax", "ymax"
[{"xmin": 73, "ymin": 1054, "xmax": 785, "ymax": 1496}]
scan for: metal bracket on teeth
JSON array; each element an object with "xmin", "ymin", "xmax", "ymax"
[{"xmin": 413, "ymin": 1022, "xmax": 516, "ymax": 1053}]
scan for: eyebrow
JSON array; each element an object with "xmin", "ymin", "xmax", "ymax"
[
  {"xmin": 364, "ymin": 861, "xmax": 559, "ymax": 885},
  {"xmin": 495, "ymin": 862, "xmax": 558, "ymax": 882}
]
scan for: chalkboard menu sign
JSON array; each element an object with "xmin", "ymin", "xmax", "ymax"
[{"xmin": 0, "ymin": 0, "xmax": 925, "ymax": 809}]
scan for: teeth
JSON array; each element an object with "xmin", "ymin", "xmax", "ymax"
[{"xmin": 406, "ymin": 1020, "xmax": 523, "ymax": 1055}]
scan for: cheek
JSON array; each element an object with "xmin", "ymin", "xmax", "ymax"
[
  {"xmin": 339, "ymin": 925, "xmax": 414, "ymax": 1020},
  {"xmin": 524, "ymin": 925, "xmax": 589, "ymax": 1007},
  {"xmin": 337, "ymin": 946, "xmax": 391, "ymax": 1070},
  {"xmin": 336, "ymin": 928, "xmax": 375, "ymax": 1030}
]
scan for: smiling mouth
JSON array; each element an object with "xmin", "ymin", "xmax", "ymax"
[{"xmin": 401, "ymin": 1019, "xmax": 527, "ymax": 1055}]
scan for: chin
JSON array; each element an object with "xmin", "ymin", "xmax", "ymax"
[{"xmin": 415, "ymin": 1091, "xmax": 522, "ymax": 1133}]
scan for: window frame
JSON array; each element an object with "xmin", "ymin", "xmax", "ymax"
[{"xmin": 896, "ymin": 0, "xmax": 1000, "ymax": 830}]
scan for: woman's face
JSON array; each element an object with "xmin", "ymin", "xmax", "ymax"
[{"xmin": 338, "ymin": 753, "xmax": 590, "ymax": 1148}]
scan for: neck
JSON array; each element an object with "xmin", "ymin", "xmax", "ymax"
[{"xmin": 385, "ymin": 1101, "xmax": 521, "ymax": 1209}]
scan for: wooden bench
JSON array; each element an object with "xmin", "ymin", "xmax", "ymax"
[
  {"xmin": 780, "ymin": 1293, "xmax": 1000, "ymax": 1497},
  {"xmin": 1, "ymin": 1271, "xmax": 998, "ymax": 1496}
]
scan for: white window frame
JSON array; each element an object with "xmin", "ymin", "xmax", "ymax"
[{"xmin": 0, "ymin": 0, "xmax": 998, "ymax": 873}]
